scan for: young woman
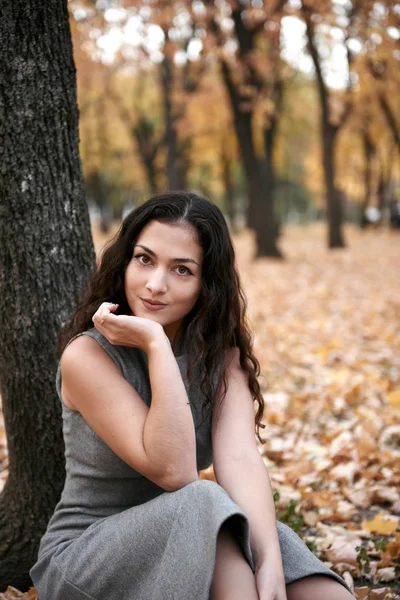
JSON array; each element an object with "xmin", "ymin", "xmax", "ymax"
[{"xmin": 30, "ymin": 192, "xmax": 353, "ymax": 600}]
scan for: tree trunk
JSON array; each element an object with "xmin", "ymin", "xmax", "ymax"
[
  {"xmin": 260, "ymin": 83, "xmax": 283, "ymax": 252},
  {"xmin": 377, "ymin": 140, "xmax": 395, "ymax": 217},
  {"xmin": 87, "ymin": 170, "xmax": 111, "ymax": 233},
  {"xmin": 360, "ymin": 127, "xmax": 375, "ymax": 228},
  {"xmin": 104, "ymin": 83, "xmax": 161, "ymax": 195},
  {"xmin": 220, "ymin": 61, "xmax": 282, "ymax": 257},
  {"xmin": 161, "ymin": 55, "xmax": 186, "ymax": 190},
  {"xmin": 142, "ymin": 155, "xmax": 159, "ymax": 195},
  {"xmin": 0, "ymin": 0, "xmax": 96, "ymax": 590},
  {"xmin": 322, "ymin": 124, "xmax": 345, "ymax": 248},
  {"xmin": 133, "ymin": 118, "xmax": 160, "ymax": 194},
  {"xmin": 220, "ymin": 146, "xmax": 236, "ymax": 231},
  {"xmin": 304, "ymin": 14, "xmax": 346, "ymax": 249}
]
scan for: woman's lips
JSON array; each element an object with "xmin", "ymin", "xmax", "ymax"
[{"xmin": 141, "ymin": 298, "xmax": 167, "ymax": 311}]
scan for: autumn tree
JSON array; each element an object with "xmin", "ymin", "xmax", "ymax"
[
  {"xmin": 298, "ymin": 0, "xmax": 363, "ymax": 247},
  {"xmin": 365, "ymin": 6, "xmax": 400, "ymax": 156},
  {"xmin": 72, "ymin": 1, "xmax": 207, "ymax": 194},
  {"xmin": 0, "ymin": 0, "xmax": 95, "ymax": 590},
  {"xmin": 342, "ymin": 0, "xmax": 400, "ymax": 223},
  {"xmin": 204, "ymin": 0, "xmax": 287, "ymax": 257}
]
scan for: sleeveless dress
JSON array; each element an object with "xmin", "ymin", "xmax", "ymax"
[{"xmin": 30, "ymin": 328, "xmax": 349, "ymax": 599}]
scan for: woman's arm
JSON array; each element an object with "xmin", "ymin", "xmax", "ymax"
[
  {"xmin": 212, "ymin": 350, "xmax": 284, "ymax": 573},
  {"xmin": 61, "ymin": 313, "xmax": 198, "ymax": 492}
]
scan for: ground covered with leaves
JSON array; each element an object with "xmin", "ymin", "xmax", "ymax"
[{"xmin": 1, "ymin": 224, "xmax": 399, "ymax": 599}]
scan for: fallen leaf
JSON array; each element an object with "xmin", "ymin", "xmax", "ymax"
[
  {"xmin": 370, "ymin": 486, "xmax": 400, "ymax": 505},
  {"xmin": 362, "ymin": 514, "xmax": 400, "ymax": 535},
  {"xmin": 354, "ymin": 587, "xmax": 370, "ymax": 600},
  {"xmin": 324, "ymin": 536, "xmax": 360, "ymax": 566},
  {"xmin": 375, "ymin": 567, "xmax": 397, "ymax": 583},
  {"xmin": 387, "ymin": 391, "xmax": 400, "ymax": 408},
  {"xmin": 370, "ymin": 587, "xmax": 396, "ymax": 599}
]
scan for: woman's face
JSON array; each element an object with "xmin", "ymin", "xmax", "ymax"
[{"xmin": 124, "ymin": 220, "xmax": 203, "ymax": 344}]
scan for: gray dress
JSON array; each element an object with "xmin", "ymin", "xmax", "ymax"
[{"xmin": 30, "ymin": 329, "xmax": 349, "ymax": 599}]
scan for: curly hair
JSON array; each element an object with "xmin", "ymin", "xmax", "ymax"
[{"xmin": 58, "ymin": 191, "xmax": 265, "ymax": 442}]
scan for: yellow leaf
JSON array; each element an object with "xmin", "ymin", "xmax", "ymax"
[
  {"xmin": 362, "ymin": 514, "xmax": 399, "ymax": 535},
  {"xmin": 387, "ymin": 390, "xmax": 400, "ymax": 408}
]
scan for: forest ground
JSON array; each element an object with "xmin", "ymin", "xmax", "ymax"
[{"xmin": 1, "ymin": 222, "xmax": 399, "ymax": 600}]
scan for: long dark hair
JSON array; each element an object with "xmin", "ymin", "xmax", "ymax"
[{"xmin": 58, "ymin": 191, "xmax": 265, "ymax": 441}]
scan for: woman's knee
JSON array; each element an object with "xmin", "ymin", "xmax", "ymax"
[{"xmin": 286, "ymin": 575, "xmax": 354, "ymax": 600}]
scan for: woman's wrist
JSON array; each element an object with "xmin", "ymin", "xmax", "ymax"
[
  {"xmin": 253, "ymin": 540, "xmax": 283, "ymax": 569},
  {"xmin": 146, "ymin": 326, "xmax": 171, "ymax": 355}
]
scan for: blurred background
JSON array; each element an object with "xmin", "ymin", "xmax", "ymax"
[{"xmin": 70, "ymin": 0, "xmax": 400, "ymax": 256}]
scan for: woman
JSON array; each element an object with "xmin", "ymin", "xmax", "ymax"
[{"xmin": 30, "ymin": 192, "xmax": 353, "ymax": 600}]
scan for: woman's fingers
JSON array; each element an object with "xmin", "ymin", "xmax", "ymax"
[{"xmin": 92, "ymin": 302, "xmax": 119, "ymax": 327}]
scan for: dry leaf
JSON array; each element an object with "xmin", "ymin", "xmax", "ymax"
[
  {"xmin": 324, "ymin": 536, "xmax": 360, "ymax": 566},
  {"xmin": 354, "ymin": 587, "xmax": 370, "ymax": 600},
  {"xmin": 375, "ymin": 567, "xmax": 397, "ymax": 583},
  {"xmin": 370, "ymin": 587, "xmax": 396, "ymax": 599},
  {"xmin": 370, "ymin": 486, "xmax": 400, "ymax": 505},
  {"xmin": 387, "ymin": 391, "xmax": 400, "ymax": 408},
  {"xmin": 362, "ymin": 514, "xmax": 400, "ymax": 535}
]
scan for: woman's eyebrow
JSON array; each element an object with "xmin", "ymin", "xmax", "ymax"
[{"xmin": 134, "ymin": 244, "xmax": 200, "ymax": 266}]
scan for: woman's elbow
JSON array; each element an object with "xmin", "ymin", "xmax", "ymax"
[{"xmin": 160, "ymin": 469, "xmax": 200, "ymax": 492}]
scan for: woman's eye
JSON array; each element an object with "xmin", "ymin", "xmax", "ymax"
[
  {"xmin": 135, "ymin": 254, "xmax": 151, "ymax": 265},
  {"xmin": 176, "ymin": 266, "xmax": 190, "ymax": 276}
]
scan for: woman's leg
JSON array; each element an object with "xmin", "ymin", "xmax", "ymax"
[
  {"xmin": 287, "ymin": 575, "xmax": 354, "ymax": 600},
  {"xmin": 210, "ymin": 523, "xmax": 258, "ymax": 600}
]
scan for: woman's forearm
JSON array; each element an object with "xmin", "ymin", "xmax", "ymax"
[
  {"xmin": 143, "ymin": 334, "xmax": 199, "ymax": 490},
  {"xmin": 215, "ymin": 451, "xmax": 282, "ymax": 568}
]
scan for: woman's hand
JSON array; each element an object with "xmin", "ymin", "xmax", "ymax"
[
  {"xmin": 255, "ymin": 558, "xmax": 287, "ymax": 600},
  {"xmin": 92, "ymin": 302, "xmax": 167, "ymax": 354}
]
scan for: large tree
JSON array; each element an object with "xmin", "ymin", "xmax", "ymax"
[{"xmin": 0, "ymin": 0, "xmax": 96, "ymax": 590}]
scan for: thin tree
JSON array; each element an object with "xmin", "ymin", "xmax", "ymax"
[
  {"xmin": 300, "ymin": 1, "xmax": 361, "ymax": 248},
  {"xmin": 0, "ymin": 0, "xmax": 96, "ymax": 590}
]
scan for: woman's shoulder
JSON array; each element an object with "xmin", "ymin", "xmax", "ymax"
[
  {"xmin": 57, "ymin": 330, "xmax": 149, "ymax": 406},
  {"xmin": 61, "ymin": 328, "xmax": 128, "ymax": 373}
]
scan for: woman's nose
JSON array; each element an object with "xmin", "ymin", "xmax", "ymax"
[{"xmin": 145, "ymin": 269, "xmax": 168, "ymax": 295}]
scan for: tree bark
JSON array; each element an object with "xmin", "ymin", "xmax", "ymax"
[
  {"xmin": 220, "ymin": 143, "xmax": 236, "ymax": 231},
  {"xmin": 221, "ymin": 6, "xmax": 282, "ymax": 257},
  {"xmin": 160, "ymin": 54, "xmax": 186, "ymax": 190},
  {"xmin": 360, "ymin": 126, "xmax": 375, "ymax": 228},
  {"xmin": 304, "ymin": 14, "xmax": 346, "ymax": 248},
  {"xmin": 261, "ymin": 77, "xmax": 284, "ymax": 247},
  {"xmin": 133, "ymin": 118, "xmax": 159, "ymax": 194},
  {"xmin": 220, "ymin": 60, "xmax": 282, "ymax": 257},
  {"xmin": 322, "ymin": 123, "xmax": 345, "ymax": 247},
  {"xmin": 0, "ymin": 0, "xmax": 96, "ymax": 590}
]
